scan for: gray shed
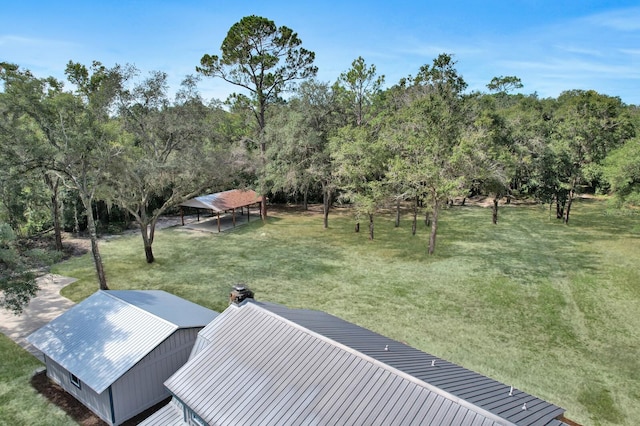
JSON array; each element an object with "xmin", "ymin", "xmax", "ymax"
[
  {"xmin": 27, "ymin": 290, "xmax": 217, "ymax": 426},
  {"xmin": 143, "ymin": 301, "xmax": 566, "ymax": 426}
]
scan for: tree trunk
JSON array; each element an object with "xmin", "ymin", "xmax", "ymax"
[
  {"xmin": 564, "ymin": 186, "xmax": 575, "ymax": 224},
  {"xmin": 395, "ymin": 198, "xmax": 400, "ymax": 227},
  {"xmin": 46, "ymin": 175, "xmax": 63, "ymax": 251},
  {"xmin": 355, "ymin": 222, "xmax": 360, "ymax": 233},
  {"xmin": 303, "ymin": 190, "xmax": 308, "ymax": 211},
  {"xmin": 492, "ymin": 197, "xmax": 499, "ymax": 225},
  {"xmin": 564, "ymin": 197, "xmax": 573, "ymax": 224},
  {"xmin": 261, "ymin": 199, "xmax": 267, "ymax": 221},
  {"xmin": 368, "ymin": 213, "xmax": 374, "ymax": 240},
  {"xmin": 52, "ymin": 189, "xmax": 63, "ymax": 250},
  {"xmin": 140, "ymin": 223, "xmax": 155, "ymax": 264},
  {"xmin": 428, "ymin": 200, "xmax": 440, "ymax": 255},
  {"xmin": 555, "ymin": 194, "xmax": 566, "ymax": 219},
  {"xmin": 412, "ymin": 201, "xmax": 417, "ymax": 236},
  {"xmin": 461, "ymin": 197, "xmax": 466, "ymax": 206},
  {"xmin": 322, "ymin": 189, "xmax": 330, "ymax": 229},
  {"xmin": 73, "ymin": 204, "xmax": 80, "ymax": 235},
  {"xmin": 425, "ymin": 211, "xmax": 430, "ymax": 227},
  {"xmin": 82, "ymin": 197, "xmax": 108, "ymax": 290}
]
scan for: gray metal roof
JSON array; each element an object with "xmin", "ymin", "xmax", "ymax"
[
  {"xmin": 139, "ymin": 399, "xmax": 184, "ymax": 426},
  {"xmin": 107, "ymin": 290, "xmax": 217, "ymax": 328},
  {"xmin": 165, "ymin": 303, "xmax": 516, "ymax": 426},
  {"xmin": 257, "ymin": 301, "xmax": 567, "ymax": 426},
  {"xmin": 26, "ymin": 290, "xmax": 217, "ymax": 394}
]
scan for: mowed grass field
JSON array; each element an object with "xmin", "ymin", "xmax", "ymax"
[{"xmin": 3, "ymin": 198, "xmax": 638, "ymax": 425}]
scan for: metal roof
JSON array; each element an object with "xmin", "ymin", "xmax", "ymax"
[
  {"xmin": 26, "ymin": 290, "xmax": 217, "ymax": 394},
  {"xmin": 164, "ymin": 303, "xmax": 517, "ymax": 426},
  {"xmin": 257, "ymin": 301, "xmax": 567, "ymax": 426},
  {"xmin": 107, "ymin": 290, "xmax": 217, "ymax": 328},
  {"xmin": 139, "ymin": 399, "xmax": 184, "ymax": 426},
  {"xmin": 179, "ymin": 189, "xmax": 262, "ymax": 212}
]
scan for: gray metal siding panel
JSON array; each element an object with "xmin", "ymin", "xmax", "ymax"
[
  {"xmin": 111, "ymin": 328, "xmax": 200, "ymax": 424},
  {"xmin": 45, "ymin": 357, "xmax": 113, "ymax": 425}
]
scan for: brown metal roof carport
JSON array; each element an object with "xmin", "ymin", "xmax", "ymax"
[{"xmin": 179, "ymin": 189, "xmax": 264, "ymax": 232}]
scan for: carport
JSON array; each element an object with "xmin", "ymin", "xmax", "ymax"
[{"xmin": 179, "ymin": 189, "xmax": 264, "ymax": 232}]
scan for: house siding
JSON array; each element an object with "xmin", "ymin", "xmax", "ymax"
[
  {"xmin": 44, "ymin": 328, "xmax": 201, "ymax": 425},
  {"xmin": 45, "ymin": 357, "xmax": 114, "ymax": 424},
  {"xmin": 111, "ymin": 328, "xmax": 201, "ymax": 424}
]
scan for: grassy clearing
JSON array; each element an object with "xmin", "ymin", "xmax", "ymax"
[
  {"xmin": 0, "ymin": 334, "xmax": 75, "ymax": 425},
  {"xmin": 47, "ymin": 199, "xmax": 640, "ymax": 425}
]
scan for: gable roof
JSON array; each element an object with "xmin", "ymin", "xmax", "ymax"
[
  {"xmin": 27, "ymin": 290, "xmax": 217, "ymax": 394},
  {"xmin": 164, "ymin": 302, "xmax": 519, "ymax": 426},
  {"xmin": 179, "ymin": 189, "xmax": 262, "ymax": 212},
  {"xmin": 256, "ymin": 301, "xmax": 567, "ymax": 426}
]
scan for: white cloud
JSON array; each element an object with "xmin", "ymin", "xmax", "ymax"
[
  {"xmin": 586, "ymin": 7, "xmax": 640, "ymax": 31},
  {"xmin": 0, "ymin": 34, "xmax": 78, "ymax": 49}
]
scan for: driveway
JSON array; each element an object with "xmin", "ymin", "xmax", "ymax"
[{"xmin": 0, "ymin": 274, "xmax": 76, "ymax": 361}]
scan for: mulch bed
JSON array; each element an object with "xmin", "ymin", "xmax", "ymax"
[
  {"xmin": 31, "ymin": 370, "xmax": 170, "ymax": 425},
  {"xmin": 31, "ymin": 370, "xmax": 106, "ymax": 425}
]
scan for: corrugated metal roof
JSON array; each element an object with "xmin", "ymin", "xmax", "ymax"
[
  {"xmin": 179, "ymin": 189, "xmax": 262, "ymax": 212},
  {"xmin": 257, "ymin": 301, "xmax": 567, "ymax": 426},
  {"xmin": 139, "ymin": 399, "xmax": 184, "ymax": 426},
  {"xmin": 165, "ymin": 303, "xmax": 516, "ymax": 426},
  {"xmin": 26, "ymin": 290, "xmax": 217, "ymax": 394},
  {"xmin": 107, "ymin": 290, "xmax": 217, "ymax": 328}
]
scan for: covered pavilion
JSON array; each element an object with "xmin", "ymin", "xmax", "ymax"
[{"xmin": 179, "ymin": 189, "xmax": 264, "ymax": 232}]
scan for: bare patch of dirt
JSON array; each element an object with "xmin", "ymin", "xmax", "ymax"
[{"xmin": 60, "ymin": 232, "xmax": 91, "ymax": 259}]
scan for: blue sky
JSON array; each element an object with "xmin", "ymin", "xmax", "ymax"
[{"xmin": 2, "ymin": 1, "xmax": 639, "ymax": 105}]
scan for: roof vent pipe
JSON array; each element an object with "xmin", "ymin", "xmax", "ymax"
[{"xmin": 230, "ymin": 284, "xmax": 254, "ymax": 305}]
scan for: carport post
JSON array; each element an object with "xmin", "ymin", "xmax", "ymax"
[
  {"xmin": 217, "ymin": 212, "xmax": 221, "ymax": 232},
  {"xmin": 180, "ymin": 207, "xmax": 184, "ymax": 226},
  {"xmin": 232, "ymin": 208, "xmax": 236, "ymax": 227}
]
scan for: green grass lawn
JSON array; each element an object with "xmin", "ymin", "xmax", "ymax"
[
  {"xmin": 0, "ymin": 334, "xmax": 76, "ymax": 425},
  {"xmin": 32, "ymin": 199, "xmax": 640, "ymax": 425}
]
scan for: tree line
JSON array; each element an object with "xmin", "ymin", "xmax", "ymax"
[{"xmin": 1, "ymin": 15, "xmax": 639, "ymax": 312}]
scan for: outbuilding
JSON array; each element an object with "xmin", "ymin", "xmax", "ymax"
[
  {"xmin": 179, "ymin": 189, "xmax": 264, "ymax": 232},
  {"xmin": 27, "ymin": 290, "xmax": 217, "ymax": 426}
]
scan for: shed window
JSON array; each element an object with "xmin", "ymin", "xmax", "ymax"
[{"xmin": 69, "ymin": 373, "xmax": 81, "ymax": 389}]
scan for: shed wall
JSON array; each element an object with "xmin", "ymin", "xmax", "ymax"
[
  {"xmin": 45, "ymin": 357, "xmax": 113, "ymax": 424},
  {"xmin": 111, "ymin": 328, "xmax": 201, "ymax": 424}
]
